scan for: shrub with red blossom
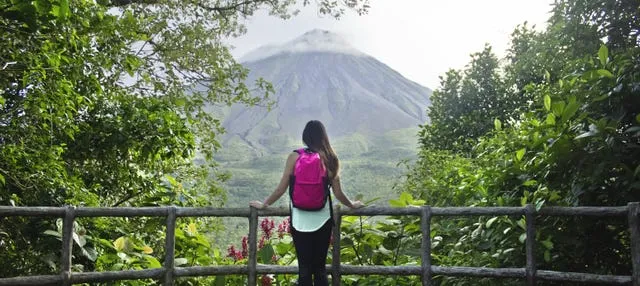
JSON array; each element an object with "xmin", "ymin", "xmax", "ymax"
[
  {"xmin": 277, "ymin": 217, "xmax": 291, "ymax": 238},
  {"xmin": 226, "ymin": 217, "xmax": 296, "ymax": 284},
  {"xmin": 260, "ymin": 274, "xmax": 274, "ymax": 286},
  {"xmin": 260, "ymin": 218, "xmax": 275, "ymax": 239}
]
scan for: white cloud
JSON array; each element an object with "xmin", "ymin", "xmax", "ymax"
[{"xmin": 239, "ymin": 29, "xmax": 365, "ymax": 63}]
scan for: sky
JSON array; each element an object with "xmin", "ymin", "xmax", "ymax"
[{"xmin": 228, "ymin": 0, "xmax": 556, "ymax": 89}]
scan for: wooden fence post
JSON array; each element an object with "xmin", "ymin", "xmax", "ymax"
[
  {"xmin": 525, "ymin": 204, "xmax": 536, "ymax": 286},
  {"xmin": 421, "ymin": 206, "xmax": 432, "ymax": 286},
  {"xmin": 164, "ymin": 206, "xmax": 177, "ymax": 286},
  {"xmin": 628, "ymin": 202, "xmax": 640, "ymax": 286},
  {"xmin": 332, "ymin": 206, "xmax": 342, "ymax": 286},
  {"xmin": 248, "ymin": 207, "xmax": 258, "ymax": 285},
  {"xmin": 61, "ymin": 206, "xmax": 75, "ymax": 286}
]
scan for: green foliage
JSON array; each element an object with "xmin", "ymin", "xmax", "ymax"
[
  {"xmin": 222, "ymin": 217, "xmax": 299, "ymax": 285},
  {"xmin": 339, "ymin": 216, "xmax": 418, "ymax": 285},
  {"xmin": 406, "ymin": 1, "xmax": 640, "ymax": 283},
  {"xmin": 550, "ymin": 0, "xmax": 639, "ymax": 53},
  {"xmin": 0, "ymin": 0, "xmax": 370, "ymax": 281},
  {"xmin": 419, "ymin": 45, "xmax": 509, "ymax": 154}
]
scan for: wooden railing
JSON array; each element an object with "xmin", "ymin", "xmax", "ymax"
[{"xmin": 1, "ymin": 203, "xmax": 639, "ymax": 286}]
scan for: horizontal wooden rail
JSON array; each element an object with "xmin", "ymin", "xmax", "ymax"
[
  {"xmin": 0, "ymin": 275, "xmax": 61, "ymax": 286},
  {"xmin": 536, "ymin": 270, "xmax": 632, "ymax": 284},
  {"xmin": 71, "ymin": 269, "xmax": 164, "ymax": 284},
  {"xmin": 0, "ymin": 205, "xmax": 630, "ymax": 217},
  {"xmin": 0, "ymin": 204, "xmax": 637, "ymax": 286},
  {"xmin": 1, "ymin": 265, "xmax": 632, "ymax": 285}
]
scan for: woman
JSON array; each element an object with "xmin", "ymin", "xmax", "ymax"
[{"xmin": 250, "ymin": 120, "xmax": 364, "ymax": 286}]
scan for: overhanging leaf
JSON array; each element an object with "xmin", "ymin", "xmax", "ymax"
[
  {"xmin": 575, "ymin": 131, "xmax": 595, "ymax": 139},
  {"xmin": 187, "ymin": 223, "xmax": 198, "ymax": 235},
  {"xmin": 81, "ymin": 247, "xmax": 98, "ymax": 261},
  {"xmin": 546, "ymin": 114, "xmax": 556, "ymax": 125},
  {"xmin": 519, "ymin": 233, "xmax": 527, "ymax": 243},
  {"xmin": 544, "ymin": 250, "xmax": 551, "ymax": 262},
  {"xmin": 516, "ymin": 149, "xmax": 525, "ymax": 162},
  {"xmin": 561, "ymin": 97, "xmax": 580, "ymax": 122},
  {"xmin": 166, "ymin": 175, "xmax": 178, "ymax": 186},
  {"xmin": 44, "ymin": 230, "xmax": 62, "ymax": 238},
  {"xmin": 552, "ymin": 101, "xmax": 565, "ymax": 117},
  {"xmin": 114, "ymin": 237, "xmax": 127, "ymax": 251},
  {"xmin": 544, "ymin": 70, "xmax": 551, "ymax": 82},
  {"xmin": 485, "ymin": 217, "xmax": 498, "ymax": 228},
  {"xmin": 142, "ymin": 245, "xmax": 153, "ymax": 254},
  {"xmin": 596, "ymin": 69, "xmax": 613, "ymax": 78},
  {"xmin": 144, "ymin": 256, "xmax": 162, "ymax": 268},
  {"xmin": 58, "ymin": 0, "xmax": 69, "ymax": 19},
  {"xmin": 544, "ymin": 95, "xmax": 551, "ymax": 111},
  {"xmin": 494, "ymin": 118, "xmax": 502, "ymax": 131},
  {"xmin": 72, "ymin": 232, "xmax": 86, "ymax": 247},
  {"xmin": 598, "ymin": 45, "xmax": 608, "ymax": 66}
]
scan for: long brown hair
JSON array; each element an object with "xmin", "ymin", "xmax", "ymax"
[{"xmin": 302, "ymin": 120, "xmax": 339, "ymax": 179}]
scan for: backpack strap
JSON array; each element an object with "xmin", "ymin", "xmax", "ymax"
[
  {"xmin": 324, "ymin": 177, "xmax": 334, "ymax": 225},
  {"xmin": 288, "ymin": 149, "xmax": 303, "ymax": 207}
]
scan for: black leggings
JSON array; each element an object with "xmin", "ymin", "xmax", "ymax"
[{"xmin": 291, "ymin": 219, "xmax": 333, "ymax": 286}]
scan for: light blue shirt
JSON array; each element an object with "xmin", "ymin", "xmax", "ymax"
[{"xmin": 291, "ymin": 198, "xmax": 332, "ymax": 232}]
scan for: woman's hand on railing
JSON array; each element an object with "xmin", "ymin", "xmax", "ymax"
[
  {"xmin": 249, "ymin": 201, "xmax": 267, "ymax": 209},
  {"xmin": 350, "ymin": 200, "xmax": 365, "ymax": 209}
]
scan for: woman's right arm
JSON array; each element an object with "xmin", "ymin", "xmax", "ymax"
[
  {"xmin": 331, "ymin": 175, "xmax": 364, "ymax": 209},
  {"xmin": 249, "ymin": 152, "xmax": 298, "ymax": 209}
]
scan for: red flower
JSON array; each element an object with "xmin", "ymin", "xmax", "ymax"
[
  {"xmin": 227, "ymin": 245, "xmax": 236, "ymax": 258},
  {"xmin": 227, "ymin": 245, "xmax": 244, "ymax": 261},
  {"xmin": 241, "ymin": 236, "xmax": 248, "ymax": 258},
  {"xmin": 277, "ymin": 218, "xmax": 291, "ymax": 238},
  {"xmin": 260, "ymin": 274, "xmax": 273, "ymax": 286},
  {"xmin": 261, "ymin": 218, "xmax": 275, "ymax": 239}
]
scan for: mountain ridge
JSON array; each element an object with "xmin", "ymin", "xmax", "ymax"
[{"xmin": 221, "ymin": 30, "xmax": 431, "ymax": 153}]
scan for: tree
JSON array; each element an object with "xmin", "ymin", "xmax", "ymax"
[
  {"xmin": 0, "ymin": 0, "xmax": 369, "ymax": 278},
  {"xmin": 550, "ymin": 0, "xmax": 639, "ymax": 53},
  {"xmin": 406, "ymin": 0, "xmax": 640, "ymax": 284},
  {"xmin": 419, "ymin": 45, "xmax": 508, "ymax": 154}
]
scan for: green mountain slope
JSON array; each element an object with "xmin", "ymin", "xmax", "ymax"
[{"xmin": 219, "ymin": 127, "xmax": 420, "ymax": 207}]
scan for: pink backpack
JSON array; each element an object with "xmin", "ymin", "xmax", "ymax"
[{"xmin": 289, "ymin": 148, "xmax": 331, "ymax": 211}]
